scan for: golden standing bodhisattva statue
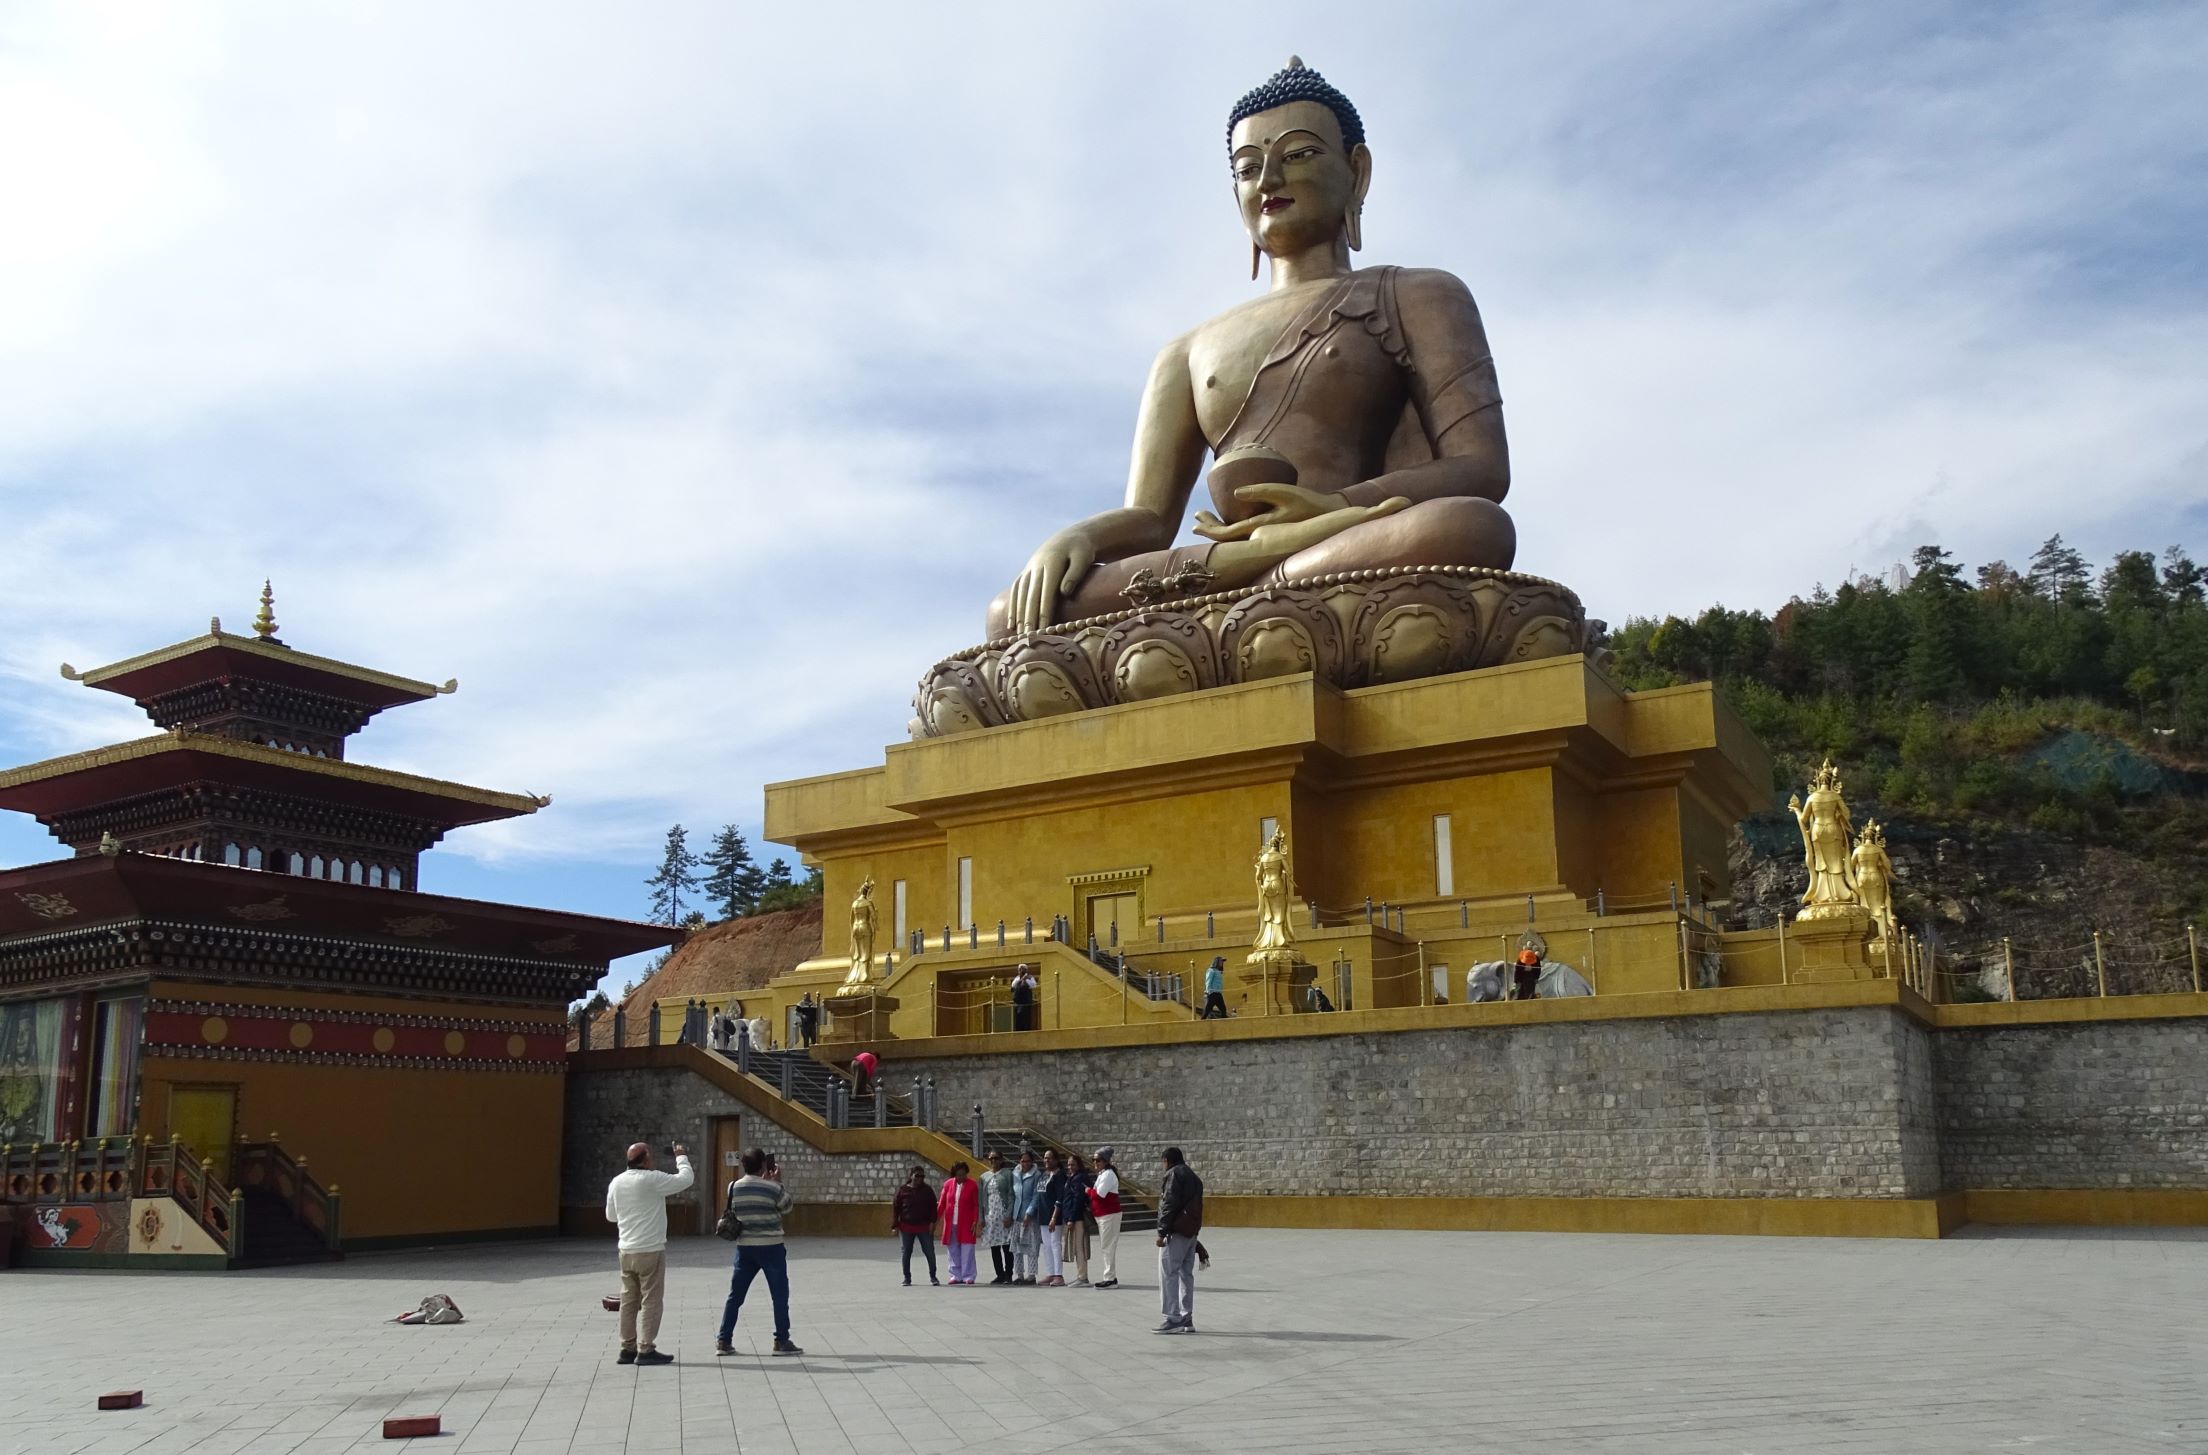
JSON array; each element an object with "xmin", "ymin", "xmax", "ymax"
[
  {"xmin": 842, "ymin": 877, "xmax": 877, "ymax": 988},
  {"xmin": 1851, "ymin": 819, "xmax": 1898, "ymax": 948},
  {"xmin": 1248, "ymin": 828, "xmax": 1297, "ymax": 966},
  {"xmin": 989, "ymin": 58, "xmax": 1515, "ymax": 638},
  {"xmin": 1787, "ymin": 759, "xmax": 1861, "ymax": 921}
]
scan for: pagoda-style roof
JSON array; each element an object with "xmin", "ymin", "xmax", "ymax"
[
  {"xmin": 0, "ymin": 852, "xmax": 678, "ymax": 1001},
  {"xmin": 0, "ymin": 732, "xmax": 545, "ymax": 830},
  {"xmin": 62, "ymin": 629, "xmax": 454, "ymax": 716}
]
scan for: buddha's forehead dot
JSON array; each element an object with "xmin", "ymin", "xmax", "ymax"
[{"xmin": 1233, "ymin": 104, "xmax": 1340, "ymax": 154}]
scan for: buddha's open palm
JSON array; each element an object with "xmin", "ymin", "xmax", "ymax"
[
  {"xmin": 1237, "ymin": 494, "xmax": 1410, "ymax": 559},
  {"xmin": 1194, "ymin": 482, "xmax": 1352, "ymax": 542}
]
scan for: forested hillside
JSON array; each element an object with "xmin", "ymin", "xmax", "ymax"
[{"xmin": 1606, "ymin": 536, "xmax": 2206, "ymax": 994}]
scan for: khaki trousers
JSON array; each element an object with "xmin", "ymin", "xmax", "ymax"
[
  {"xmin": 1095, "ymin": 1212, "xmax": 1123, "ymax": 1283},
  {"xmin": 1060, "ymin": 1220, "xmax": 1090, "ymax": 1281},
  {"xmin": 619, "ymin": 1249, "xmax": 668, "ymax": 1352}
]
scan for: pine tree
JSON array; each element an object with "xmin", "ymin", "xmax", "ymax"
[
  {"xmin": 763, "ymin": 857, "xmax": 794, "ymax": 891},
  {"xmin": 2029, "ymin": 535, "xmax": 2090, "ymax": 601},
  {"xmin": 643, "ymin": 824, "xmax": 701, "ymax": 927},
  {"xmin": 2162, "ymin": 546, "xmax": 2203, "ymax": 608},
  {"xmin": 700, "ymin": 824, "xmax": 765, "ymax": 921}
]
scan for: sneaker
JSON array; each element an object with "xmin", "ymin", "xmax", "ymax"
[
  {"xmin": 714, "ymin": 1343, "xmax": 735, "ymax": 1357},
  {"xmin": 616, "ymin": 1349, "xmax": 636, "ymax": 1365},
  {"xmin": 1095, "ymin": 1279, "xmax": 1118, "ymax": 1289},
  {"xmin": 1153, "ymin": 1321, "xmax": 1181, "ymax": 1334},
  {"xmin": 1074, "ymin": 1278, "xmax": 1091, "ymax": 1287},
  {"xmin": 772, "ymin": 1339, "xmax": 803, "ymax": 1357},
  {"xmin": 635, "ymin": 1350, "xmax": 674, "ymax": 1366},
  {"xmin": 902, "ymin": 1278, "xmax": 912, "ymax": 1287},
  {"xmin": 930, "ymin": 1277, "xmax": 941, "ymax": 1286}
]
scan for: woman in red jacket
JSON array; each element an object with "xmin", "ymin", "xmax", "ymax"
[
  {"xmin": 891, "ymin": 1166, "xmax": 939, "ymax": 1287},
  {"xmin": 937, "ymin": 1162, "xmax": 981, "ymax": 1285}
]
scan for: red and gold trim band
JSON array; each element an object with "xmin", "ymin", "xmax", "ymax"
[{"xmin": 144, "ymin": 1005, "xmax": 566, "ymax": 1070}]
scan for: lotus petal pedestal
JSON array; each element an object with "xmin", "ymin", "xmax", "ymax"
[{"xmin": 911, "ymin": 565, "xmax": 1590, "ymax": 738}]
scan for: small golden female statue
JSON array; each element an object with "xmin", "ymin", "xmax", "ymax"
[
  {"xmin": 1787, "ymin": 759, "xmax": 1860, "ymax": 921},
  {"xmin": 1248, "ymin": 828, "xmax": 1297, "ymax": 965},
  {"xmin": 841, "ymin": 877, "xmax": 877, "ymax": 988},
  {"xmin": 1851, "ymin": 819, "xmax": 1897, "ymax": 947}
]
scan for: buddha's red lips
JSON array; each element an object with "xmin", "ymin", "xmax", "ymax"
[{"xmin": 1261, "ymin": 196, "xmax": 1294, "ymax": 213}]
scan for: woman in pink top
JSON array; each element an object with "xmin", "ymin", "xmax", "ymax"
[{"xmin": 937, "ymin": 1162, "xmax": 981, "ymax": 1285}]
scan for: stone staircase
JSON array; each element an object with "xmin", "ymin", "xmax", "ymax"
[{"xmin": 713, "ymin": 1046, "xmax": 1156, "ymax": 1230}]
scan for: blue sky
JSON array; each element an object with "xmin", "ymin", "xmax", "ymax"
[{"xmin": 2, "ymin": 2, "xmax": 2203, "ymax": 993}]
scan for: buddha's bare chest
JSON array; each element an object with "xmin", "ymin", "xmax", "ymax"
[{"xmin": 1187, "ymin": 284, "xmax": 1400, "ymax": 444}]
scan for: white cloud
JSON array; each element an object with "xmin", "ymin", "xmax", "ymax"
[{"xmin": 2, "ymin": 1, "xmax": 2203, "ymax": 890}]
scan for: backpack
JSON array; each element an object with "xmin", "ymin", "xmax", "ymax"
[{"xmin": 715, "ymin": 1181, "xmax": 745, "ymax": 1242}]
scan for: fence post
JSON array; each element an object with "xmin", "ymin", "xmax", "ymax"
[
  {"xmin": 1596, "ymin": 887, "xmax": 1606, "ymax": 917},
  {"xmin": 924, "ymin": 1076, "xmax": 937, "ymax": 1129},
  {"xmin": 1460, "ymin": 900, "xmax": 1469, "ymax": 928},
  {"xmin": 1364, "ymin": 897, "xmax": 1373, "ymax": 925},
  {"xmin": 1526, "ymin": 893, "xmax": 1535, "ymax": 924},
  {"xmin": 874, "ymin": 1087, "xmax": 888, "ymax": 1129},
  {"xmin": 943, "ymin": 925, "xmax": 951, "ymax": 952},
  {"xmin": 1206, "ymin": 910, "xmax": 1215, "ymax": 938},
  {"xmin": 1054, "ymin": 969, "xmax": 1061, "ymax": 1029},
  {"xmin": 2003, "ymin": 937, "xmax": 2017, "ymax": 1001},
  {"xmin": 1668, "ymin": 881, "xmax": 1680, "ymax": 913},
  {"xmin": 1158, "ymin": 916, "xmax": 1166, "ymax": 943},
  {"xmin": 612, "ymin": 1007, "xmax": 627, "ymax": 1048},
  {"xmin": 1417, "ymin": 942, "xmax": 1427, "ymax": 1007},
  {"xmin": 577, "ymin": 1011, "xmax": 591, "ymax": 1053},
  {"xmin": 970, "ymin": 923, "xmax": 978, "ymax": 949},
  {"xmin": 997, "ymin": 920, "xmax": 1006, "ymax": 948},
  {"xmin": 2093, "ymin": 930, "xmax": 2107, "ymax": 998},
  {"xmin": 1024, "ymin": 917, "xmax": 1034, "ymax": 945},
  {"xmin": 647, "ymin": 1001, "xmax": 661, "ymax": 1045},
  {"xmin": 2189, "ymin": 924, "xmax": 2200, "ymax": 994},
  {"xmin": 1109, "ymin": 919, "xmax": 1118, "ymax": 949},
  {"xmin": 970, "ymin": 1106, "xmax": 985, "ymax": 1158},
  {"xmin": 1677, "ymin": 915, "xmax": 1691, "ymax": 991},
  {"xmin": 1587, "ymin": 925, "xmax": 1599, "ymax": 991}
]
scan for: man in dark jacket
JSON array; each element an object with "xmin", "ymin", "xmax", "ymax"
[{"xmin": 1154, "ymin": 1146, "xmax": 1203, "ymax": 1334}]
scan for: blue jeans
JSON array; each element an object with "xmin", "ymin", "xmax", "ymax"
[{"xmin": 718, "ymin": 1243, "xmax": 791, "ymax": 1344}]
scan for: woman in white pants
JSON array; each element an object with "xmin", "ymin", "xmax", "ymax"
[{"xmin": 1089, "ymin": 1146, "xmax": 1123, "ymax": 1289}]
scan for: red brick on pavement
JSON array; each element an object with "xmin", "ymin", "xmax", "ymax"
[
  {"xmin": 97, "ymin": 1391, "xmax": 143, "ymax": 1411},
  {"xmin": 383, "ymin": 1415, "xmax": 441, "ymax": 1438}
]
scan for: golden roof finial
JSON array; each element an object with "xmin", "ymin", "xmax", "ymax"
[
  {"xmin": 253, "ymin": 581, "xmax": 279, "ymax": 640},
  {"xmin": 210, "ymin": 615, "xmax": 222, "ymax": 635}
]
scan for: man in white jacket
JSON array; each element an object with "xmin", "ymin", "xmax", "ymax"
[{"xmin": 605, "ymin": 1141, "xmax": 693, "ymax": 1365}]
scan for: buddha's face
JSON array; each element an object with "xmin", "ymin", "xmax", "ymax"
[{"xmin": 1230, "ymin": 100, "xmax": 1369, "ymax": 259}]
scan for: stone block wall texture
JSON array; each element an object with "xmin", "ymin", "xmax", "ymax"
[
  {"xmin": 899, "ymin": 1008, "xmax": 1942, "ymax": 1199},
  {"xmin": 563, "ymin": 1066, "xmax": 911, "ymax": 1214},
  {"xmin": 1936, "ymin": 1019, "xmax": 2208, "ymax": 1189}
]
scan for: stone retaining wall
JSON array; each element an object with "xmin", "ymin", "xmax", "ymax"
[
  {"xmin": 1936, "ymin": 1018, "xmax": 2208, "ymax": 1190},
  {"xmin": 896, "ymin": 1007, "xmax": 1941, "ymax": 1199}
]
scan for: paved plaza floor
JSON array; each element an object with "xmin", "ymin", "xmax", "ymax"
[{"xmin": 4, "ymin": 1225, "xmax": 2205, "ymax": 1454}]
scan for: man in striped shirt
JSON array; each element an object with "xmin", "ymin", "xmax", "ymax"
[{"xmin": 715, "ymin": 1148, "xmax": 803, "ymax": 1357}]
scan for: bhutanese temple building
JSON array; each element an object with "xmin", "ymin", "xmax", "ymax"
[{"xmin": 0, "ymin": 591, "xmax": 674, "ymax": 1267}]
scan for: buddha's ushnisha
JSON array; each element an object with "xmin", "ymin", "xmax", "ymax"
[{"xmin": 992, "ymin": 58, "xmax": 1515, "ymax": 638}]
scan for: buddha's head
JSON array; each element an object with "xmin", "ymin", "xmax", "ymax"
[{"xmin": 1228, "ymin": 57, "xmax": 1372, "ymax": 266}]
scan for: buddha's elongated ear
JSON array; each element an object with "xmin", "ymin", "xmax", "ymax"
[{"xmin": 1346, "ymin": 143, "xmax": 1373, "ymax": 252}]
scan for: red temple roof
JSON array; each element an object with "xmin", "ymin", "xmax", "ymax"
[
  {"xmin": 61, "ymin": 629, "xmax": 454, "ymax": 716},
  {"xmin": 0, "ymin": 733, "xmax": 545, "ymax": 829},
  {"xmin": 0, "ymin": 851, "xmax": 677, "ymax": 965}
]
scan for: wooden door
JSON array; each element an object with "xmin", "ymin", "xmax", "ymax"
[
  {"xmin": 709, "ymin": 1116, "xmax": 743, "ymax": 1229},
  {"xmin": 169, "ymin": 1084, "xmax": 238, "ymax": 1182}
]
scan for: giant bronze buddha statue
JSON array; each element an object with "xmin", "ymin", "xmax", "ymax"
[
  {"xmin": 916, "ymin": 60, "xmax": 1582, "ymax": 738},
  {"xmin": 993, "ymin": 57, "xmax": 1514, "ymax": 637}
]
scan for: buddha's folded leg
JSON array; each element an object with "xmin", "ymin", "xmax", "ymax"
[
  {"xmin": 987, "ymin": 545, "xmax": 1217, "ymax": 638},
  {"xmin": 1262, "ymin": 496, "xmax": 1515, "ymax": 584}
]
